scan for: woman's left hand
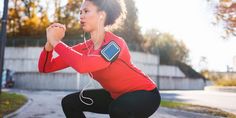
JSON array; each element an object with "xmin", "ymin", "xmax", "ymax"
[{"xmin": 46, "ymin": 23, "xmax": 66, "ymax": 47}]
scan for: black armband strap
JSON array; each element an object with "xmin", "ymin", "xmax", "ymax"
[{"xmin": 100, "ymin": 41, "xmax": 120, "ymax": 62}]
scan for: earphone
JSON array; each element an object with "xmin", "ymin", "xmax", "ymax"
[{"xmin": 78, "ymin": 32, "xmax": 94, "ymax": 106}]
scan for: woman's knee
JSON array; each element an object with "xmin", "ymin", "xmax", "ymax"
[
  {"xmin": 61, "ymin": 95, "xmax": 71, "ymax": 108},
  {"xmin": 61, "ymin": 93, "xmax": 79, "ymax": 109}
]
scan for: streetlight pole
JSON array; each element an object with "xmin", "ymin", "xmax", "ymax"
[{"xmin": 0, "ymin": 0, "xmax": 9, "ymax": 94}]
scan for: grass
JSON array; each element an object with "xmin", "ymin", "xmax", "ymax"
[
  {"xmin": 204, "ymin": 71, "xmax": 236, "ymax": 86},
  {"xmin": 161, "ymin": 100, "xmax": 236, "ymax": 118},
  {"xmin": 215, "ymin": 79, "xmax": 236, "ymax": 86},
  {"xmin": 0, "ymin": 92, "xmax": 27, "ymax": 117}
]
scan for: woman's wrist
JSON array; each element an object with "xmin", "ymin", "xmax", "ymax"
[{"xmin": 44, "ymin": 42, "xmax": 53, "ymax": 52}]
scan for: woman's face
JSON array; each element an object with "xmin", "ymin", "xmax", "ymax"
[{"xmin": 79, "ymin": 1, "xmax": 102, "ymax": 32}]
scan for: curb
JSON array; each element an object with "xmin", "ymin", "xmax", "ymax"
[{"xmin": 3, "ymin": 97, "xmax": 33, "ymax": 118}]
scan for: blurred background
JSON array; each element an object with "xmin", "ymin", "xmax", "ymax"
[{"xmin": 1, "ymin": 0, "xmax": 236, "ymax": 117}]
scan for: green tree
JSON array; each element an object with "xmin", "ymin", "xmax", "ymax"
[
  {"xmin": 5, "ymin": 0, "xmax": 145, "ymax": 47},
  {"xmin": 54, "ymin": 0, "xmax": 62, "ymax": 22},
  {"xmin": 114, "ymin": 0, "xmax": 143, "ymax": 51},
  {"xmin": 142, "ymin": 29, "xmax": 160, "ymax": 54},
  {"xmin": 60, "ymin": 0, "xmax": 83, "ymax": 39},
  {"xmin": 143, "ymin": 29, "xmax": 189, "ymax": 65},
  {"xmin": 7, "ymin": 0, "xmax": 49, "ymax": 38}
]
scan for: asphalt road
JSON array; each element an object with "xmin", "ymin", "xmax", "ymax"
[{"xmin": 160, "ymin": 90, "xmax": 236, "ymax": 115}]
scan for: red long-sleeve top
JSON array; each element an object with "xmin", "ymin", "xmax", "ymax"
[{"xmin": 38, "ymin": 31, "xmax": 157, "ymax": 99}]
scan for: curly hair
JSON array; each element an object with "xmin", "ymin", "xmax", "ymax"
[{"xmin": 85, "ymin": 0, "xmax": 127, "ymax": 28}]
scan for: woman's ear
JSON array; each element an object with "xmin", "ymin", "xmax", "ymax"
[
  {"xmin": 99, "ymin": 11, "xmax": 106, "ymax": 20},
  {"xmin": 100, "ymin": 15, "xmax": 103, "ymax": 19}
]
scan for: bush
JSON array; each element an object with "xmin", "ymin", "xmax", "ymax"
[
  {"xmin": 215, "ymin": 79, "xmax": 236, "ymax": 86},
  {"xmin": 206, "ymin": 72, "xmax": 236, "ymax": 86}
]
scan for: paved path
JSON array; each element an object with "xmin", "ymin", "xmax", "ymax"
[
  {"xmin": 161, "ymin": 90, "xmax": 236, "ymax": 115},
  {"xmin": 3, "ymin": 89, "xmax": 221, "ymax": 118}
]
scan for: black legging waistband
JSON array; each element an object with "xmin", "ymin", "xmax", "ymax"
[{"xmin": 149, "ymin": 87, "xmax": 158, "ymax": 93}]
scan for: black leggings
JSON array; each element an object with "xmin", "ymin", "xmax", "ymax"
[{"xmin": 61, "ymin": 88, "xmax": 161, "ymax": 118}]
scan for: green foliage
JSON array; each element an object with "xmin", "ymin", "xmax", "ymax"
[
  {"xmin": 6, "ymin": 0, "xmax": 145, "ymax": 49},
  {"xmin": 215, "ymin": 79, "xmax": 236, "ymax": 86},
  {"xmin": 6, "ymin": 0, "xmax": 83, "ymax": 38},
  {"xmin": 143, "ymin": 29, "xmax": 189, "ymax": 64},
  {"xmin": 0, "ymin": 92, "xmax": 27, "ymax": 117},
  {"xmin": 158, "ymin": 33, "xmax": 189, "ymax": 65},
  {"xmin": 59, "ymin": 0, "xmax": 83, "ymax": 37},
  {"xmin": 7, "ymin": 0, "xmax": 50, "ymax": 38},
  {"xmin": 206, "ymin": 72, "xmax": 236, "ymax": 86},
  {"xmin": 113, "ymin": 0, "xmax": 143, "ymax": 51}
]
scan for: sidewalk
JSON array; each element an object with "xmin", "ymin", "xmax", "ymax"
[{"xmin": 3, "ymin": 89, "xmax": 221, "ymax": 118}]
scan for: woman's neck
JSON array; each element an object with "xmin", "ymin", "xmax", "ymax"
[{"xmin": 90, "ymin": 29, "xmax": 105, "ymax": 50}]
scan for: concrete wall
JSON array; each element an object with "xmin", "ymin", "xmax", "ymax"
[
  {"xmin": 159, "ymin": 77, "xmax": 205, "ymax": 90},
  {"xmin": 4, "ymin": 47, "xmax": 205, "ymax": 90},
  {"xmin": 158, "ymin": 65, "xmax": 205, "ymax": 90},
  {"xmin": 158, "ymin": 65, "xmax": 185, "ymax": 78},
  {"xmin": 13, "ymin": 72, "xmax": 79, "ymax": 90},
  {"xmin": 4, "ymin": 47, "xmax": 159, "ymax": 90}
]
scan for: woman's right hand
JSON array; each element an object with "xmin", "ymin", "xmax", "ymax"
[
  {"xmin": 46, "ymin": 23, "xmax": 66, "ymax": 47},
  {"xmin": 45, "ymin": 23, "xmax": 66, "ymax": 51}
]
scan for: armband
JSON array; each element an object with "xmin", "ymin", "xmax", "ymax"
[{"xmin": 100, "ymin": 41, "xmax": 120, "ymax": 62}]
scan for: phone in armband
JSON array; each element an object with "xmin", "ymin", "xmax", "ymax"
[{"xmin": 101, "ymin": 41, "xmax": 120, "ymax": 62}]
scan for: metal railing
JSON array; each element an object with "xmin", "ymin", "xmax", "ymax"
[
  {"xmin": 6, "ymin": 38, "xmax": 140, "ymax": 51},
  {"xmin": 6, "ymin": 39, "xmax": 81, "ymax": 47}
]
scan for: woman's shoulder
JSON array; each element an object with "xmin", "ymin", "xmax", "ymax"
[{"xmin": 105, "ymin": 31, "xmax": 126, "ymax": 45}]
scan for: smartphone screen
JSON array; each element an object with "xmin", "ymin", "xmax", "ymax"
[{"xmin": 101, "ymin": 41, "xmax": 120, "ymax": 62}]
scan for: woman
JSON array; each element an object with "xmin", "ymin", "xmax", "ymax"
[{"xmin": 38, "ymin": 0, "xmax": 161, "ymax": 117}]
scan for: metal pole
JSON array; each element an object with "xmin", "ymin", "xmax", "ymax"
[
  {"xmin": 0, "ymin": 0, "xmax": 9, "ymax": 94},
  {"xmin": 157, "ymin": 41, "xmax": 160, "ymax": 90}
]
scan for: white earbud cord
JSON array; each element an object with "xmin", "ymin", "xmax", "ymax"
[
  {"xmin": 78, "ymin": 32, "xmax": 94, "ymax": 106},
  {"xmin": 78, "ymin": 73, "xmax": 94, "ymax": 105},
  {"xmin": 78, "ymin": 17, "xmax": 103, "ymax": 106}
]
